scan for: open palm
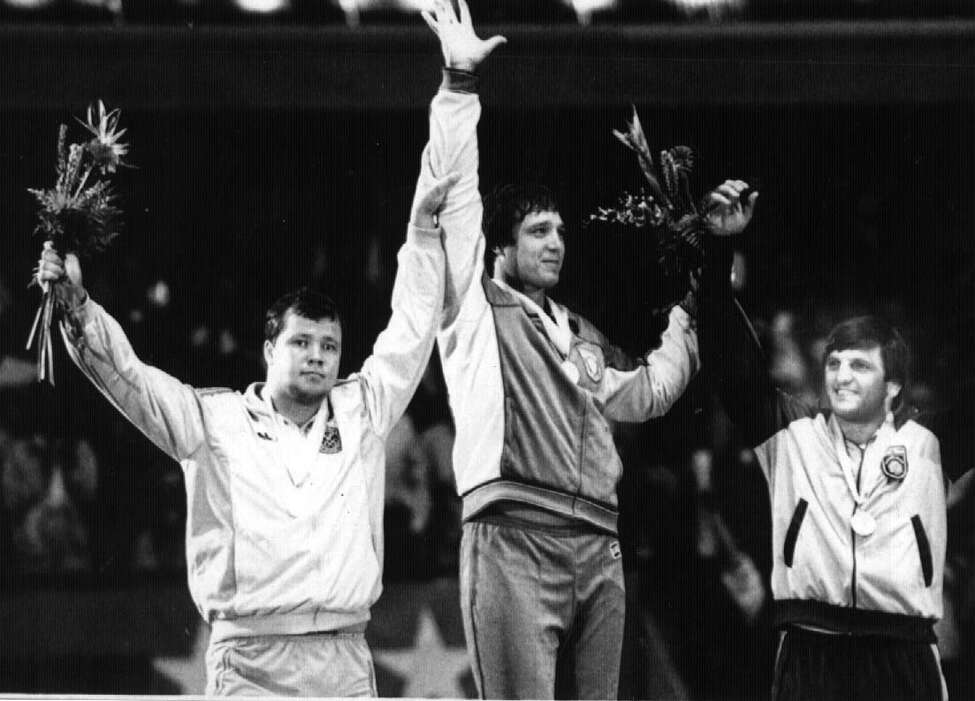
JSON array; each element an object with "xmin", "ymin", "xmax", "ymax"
[{"xmin": 422, "ymin": 0, "xmax": 506, "ymax": 73}]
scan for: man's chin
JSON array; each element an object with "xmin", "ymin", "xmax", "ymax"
[
  {"xmin": 293, "ymin": 381, "xmax": 332, "ymax": 403},
  {"xmin": 536, "ymin": 273, "xmax": 560, "ymax": 289},
  {"xmin": 829, "ymin": 402, "xmax": 883, "ymax": 425}
]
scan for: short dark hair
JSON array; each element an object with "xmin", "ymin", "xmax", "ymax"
[
  {"xmin": 483, "ymin": 183, "xmax": 560, "ymax": 255},
  {"xmin": 822, "ymin": 315, "xmax": 911, "ymax": 389},
  {"xmin": 264, "ymin": 287, "xmax": 341, "ymax": 344}
]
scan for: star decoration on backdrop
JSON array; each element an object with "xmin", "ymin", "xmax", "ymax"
[{"xmin": 373, "ymin": 606, "xmax": 472, "ymax": 698}]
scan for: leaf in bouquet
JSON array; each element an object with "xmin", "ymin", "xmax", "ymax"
[
  {"xmin": 660, "ymin": 149, "xmax": 679, "ymax": 204},
  {"xmin": 613, "ymin": 107, "xmax": 669, "ymax": 206},
  {"xmin": 678, "ymin": 172, "xmax": 699, "ymax": 216},
  {"xmin": 28, "ymin": 186, "xmax": 58, "ymax": 211},
  {"xmin": 674, "ymin": 213, "xmax": 704, "ymax": 248},
  {"xmin": 56, "ymin": 124, "xmax": 69, "ymax": 176},
  {"xmin": 668, "ymin": 146, "xmax": 699, "ymax": 215},
  {"xmin": 56, "ymin": 142, "xmax": 85, "ymax": 194},
  {"xmin": 670, "ymin": 145, "xmax": 694, "ymax": 174}
]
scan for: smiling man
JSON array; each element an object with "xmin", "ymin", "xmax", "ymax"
[
  {"xmin": 704, "ymin": 182, "xmax": 973, "ymax": 701},
  {"xmin": 414, "ymin": 2, "xmax": 752, "ymax": 698},
  {"xmin": 33, "ymin": 170, "xmax": 458, "ymax": 697}
]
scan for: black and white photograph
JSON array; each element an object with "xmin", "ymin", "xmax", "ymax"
[{"xmin": 2, "ymin": 1, "xmax": 975, "ymax": 699}]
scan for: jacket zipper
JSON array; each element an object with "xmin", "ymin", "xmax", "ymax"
[
  {"xmin": 850, "ymin": 445, "xmax": 867, "ymax": 609},
  {"xmin": 576, "ymin": 398, "xmax": 587, "ymax": 495}
]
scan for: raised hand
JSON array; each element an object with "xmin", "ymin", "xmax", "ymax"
[
  {"xmin": 36, "ymin": 241, "xmax": 87, "ymax": 309},
  {"xmin": 421, "ymin": 0, "xmax": 506, "ymax": 73},
  {"xmin": 705, "ymin": 179, "xmax": 758, "ymax": 237},
  {"xmin": 411, "ymin": 172, "xmax": 462, "ymax": 230}
]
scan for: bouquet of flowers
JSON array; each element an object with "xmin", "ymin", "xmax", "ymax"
[
  {"xmin": 589, "ymin": 107, "xmax": 707, "ymax": 313},
  {"xmin": 27, "ymin": 101, "xmax": 129, "ymax": 384}
]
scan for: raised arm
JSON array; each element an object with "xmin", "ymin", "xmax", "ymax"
[
  {"xmin": 358, "ymin": 174, "xmax": 457, "ymax": 439},
  {"xmin": 591, "ymin": 180, "xmax": 761, "ymax": 424},
  {"xmin": 414, "ymin": 0, "xmax": 505, "ymax": 325},
  {"xmin": 37, "ymin": 245, "xmax": 206, "ymax": 462},
  {"xmin": 589, "ymin": 305, "xmax": 700, "ymax": 422},
  {"xmin": 701, "ymin": 183, "xmax": 813, "ymax": 446}
]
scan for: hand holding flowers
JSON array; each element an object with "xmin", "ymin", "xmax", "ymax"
[
  {"xmin": 26, "ymin": 100, "xmax": 130, "ymax": 383},
  {"xmin": 589, "ymin": 107, "xmax": 757, "ymax": 314}
]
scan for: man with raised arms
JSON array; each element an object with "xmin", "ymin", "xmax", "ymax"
[
  {"xmin": 35, "ymin": 170, "xmax": 459, "ymax": 695},
  {"xmin": 415, "ymin": 3, "xmax": 750, "ymax": 697}
]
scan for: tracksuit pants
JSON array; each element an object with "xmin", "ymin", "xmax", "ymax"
[
  {"xmin": 460, "ymin": 517, "xmax": 625, "ymax": 700},
  {"xmin": 205, "ymin": 628, "xmax": 377, "ymax": 697},
  {"xmin": 772, "ymin": 625, "xmax": 946, "ymax": 701}
]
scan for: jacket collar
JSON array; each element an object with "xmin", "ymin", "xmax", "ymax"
[{"xmin": 243, "ymin": 382, "xmax": 329, "ymax": 428}]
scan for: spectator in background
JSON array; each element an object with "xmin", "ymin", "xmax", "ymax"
[
  {"xmin": 0, "ymin": 275, "xmax": 35, "ymax": 388},
  {"xmin": 2, "ymin": 434, "xmax": 97, "ymax": 574},
  {"xmin": 384, "ymin": 357, "xmax": 460, "ymax": 581}
]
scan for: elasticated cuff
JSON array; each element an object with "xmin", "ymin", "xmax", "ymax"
[
  {"xmin": 407, "ymin": 222, "xmax": 443, "ymax": 249},
  {"xmin": 440, "ymin": 68, "xmax": 479, "ymax": 94}
]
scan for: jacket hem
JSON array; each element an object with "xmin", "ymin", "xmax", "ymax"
[
  {"xmin": 209, "ymin": 609, "xmax": 371, "ymax": 643},
  {"xmin": 461, "ymin": 480, "xmax": 618, "ymax": 535},
  {"xmin": 773, "ymin": 599, "xmax": 936, "ymax": 642}
]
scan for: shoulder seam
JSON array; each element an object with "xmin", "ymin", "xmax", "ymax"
[{"xmin": 196, "ymin": 386, "xmax": 233, "ymax": 396}]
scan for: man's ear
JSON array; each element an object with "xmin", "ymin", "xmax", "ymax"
[
  {"xmin": 263, "ymin": 339, "xmax": 275, "ymax": 369},
  {"xmin": 885, "ymin": 380, "xmax": 903, "ymax": 408}
]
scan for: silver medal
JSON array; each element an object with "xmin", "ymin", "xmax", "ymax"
[{"xmin": 850, "ymin": 510, "xmax": 876, "ymax": 536}]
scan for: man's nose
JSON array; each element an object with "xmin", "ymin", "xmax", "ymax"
[
  {"xmin": 545, "ymin": 232, "xmax": 564, "ymax": 251},
  {"xmin": 835, "ymin": 363, "xmax": 853, "ymax": 382},
  {"xmin": 307, "ymin": 345, "xmax": 324, "ymax": 363}
]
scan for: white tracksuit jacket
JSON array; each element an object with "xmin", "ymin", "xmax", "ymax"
[
  {"xmin": 705, "ymin": 236, "xmax": 974, "ymax": 642},
  {"xmin": 59, "ymin": 224, "xmax": 444, "ymax": 642}
]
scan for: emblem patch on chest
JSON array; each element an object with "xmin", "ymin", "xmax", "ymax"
[
  {"xmin": 573, "ymin": 344, "xmax": 605, "ymax": 383},
  {"xmin": 320, "ymin": 423, "xmax": 342, "ymax": 454},
  {"xmin": 881, "ymin": 445, "xmax": 908, "ymax": 481}
]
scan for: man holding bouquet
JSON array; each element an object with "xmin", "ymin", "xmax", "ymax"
[
  {"xmin": 417, "ymin": 1, "xmax": 753, "ymax": 697},
  {"xmin": 34, "ymin": 169, "xmax": 458, "ymax": 696}
]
